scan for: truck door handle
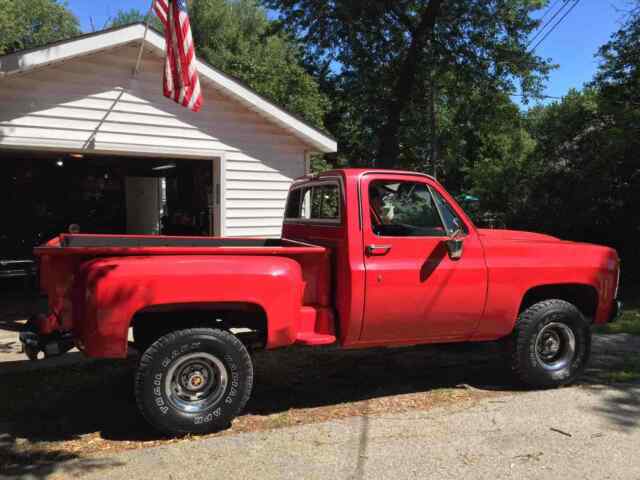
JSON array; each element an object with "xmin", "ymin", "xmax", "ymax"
[{"xmin": 366, "ymin": 244, "xmax": 392, "ymax": 256}]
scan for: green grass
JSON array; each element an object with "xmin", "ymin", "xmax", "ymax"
[
  {"xmin": 593, "ymin": 284, "xmax": 640, "ymax": 335},
  {"xmin": 598, "ymin": 354, "xmax": 640, "ymax": 383},
  {"xmin": 594, "ymin": 308, "xmax": 640, "ymax": 335}
]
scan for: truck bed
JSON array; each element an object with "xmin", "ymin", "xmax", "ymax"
[{"xmin": 35, "ymin": 234, "xmax": 325, "ymax": 256}]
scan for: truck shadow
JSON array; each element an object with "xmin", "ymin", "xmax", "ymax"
[
  {"xmin": 247, "ymin": 343, "xmax": 516, "ymax": 415},
  {"xmin": 0, "ymin": 344, "xmax": 513, "ymax": 443}
]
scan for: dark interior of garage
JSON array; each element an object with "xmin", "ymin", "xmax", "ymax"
[{"xmin": 0, "ymin": 150, "xmax": 214, "ymax": 262}]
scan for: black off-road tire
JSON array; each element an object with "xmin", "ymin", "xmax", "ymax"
[
  {"xmin": 509, "ymin": 299, "xmax": 591, "ymax": 388},
  {"xmin": 135, "ymin": 328, "xmax": 253, "ymax": 435}
]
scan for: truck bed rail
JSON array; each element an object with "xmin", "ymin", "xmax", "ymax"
[{"xmin": 35, "ymin": 234, "xmax": 326, "ymax": 257}]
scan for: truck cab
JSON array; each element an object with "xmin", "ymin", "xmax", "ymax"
[
  {"xmin": 283, "ymin": 169, "xmax": 619, "ymax": 346},
  {"xmin": 282, "ymin": 169, "xmax": 488, "ymax": 347}
]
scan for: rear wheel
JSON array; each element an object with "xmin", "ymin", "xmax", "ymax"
[
  {"xmin": 509, "ymin": 299, "xmax": 591, "ymax": 388},
  {"xmin": 135, "ymin": 328, "xmax": 253, "ymax": 435}
]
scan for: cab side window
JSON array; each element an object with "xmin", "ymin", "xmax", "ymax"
[{"xmin": 369, "ymin": 180, "xmax": 445, "ymax": 237}]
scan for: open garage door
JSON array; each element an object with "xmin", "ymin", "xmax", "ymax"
[{"xmin": 0, "ymin": 149, "xmax": 219, "ymax": 262}]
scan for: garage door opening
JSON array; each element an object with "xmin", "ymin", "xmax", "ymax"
[{"xmin": 0, "ymin": 149, "xmax": 218, "ymax": 258}]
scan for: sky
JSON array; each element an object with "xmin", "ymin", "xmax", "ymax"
[{"xmin": 65, "ymin": 0, "xmax": 633, "ymax": 107}]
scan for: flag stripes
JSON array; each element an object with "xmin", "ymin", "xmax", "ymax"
[{"xmin": 153, "ymin": 0, "xmax": 203, "ymax": 112}]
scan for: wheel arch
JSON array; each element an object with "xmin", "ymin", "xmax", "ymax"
[
  {"xmin": 518, "ymin": 283, "xmax": 599, "ymax": 321},
  {"xmin": 131, "ymin": 301, "xmax": 269, "ymax": 351}
]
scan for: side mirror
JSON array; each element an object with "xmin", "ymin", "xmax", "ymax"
[{"xmin": 445, "ymin": 228, "xmax": 464, "ymax": 260}]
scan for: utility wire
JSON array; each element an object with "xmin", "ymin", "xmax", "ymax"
[
  {"xmin": 511, "ymin": 93, "xmax": 563, "ymax": 100},
  {"xmin": 538, "ymin": 0, "xmax": 563, "ymax": 22},
  {"xmin": 530, "ymin": 0, "xmax": 581, "ymax": 52},
  {"xmin": 527, "ymin": 0, "xmax": 573, "ymax": 48}
]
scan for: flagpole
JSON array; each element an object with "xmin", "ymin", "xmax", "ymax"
[{"xmin": 133, "ymin": 0, "xmax": 155, "ymax": 76}]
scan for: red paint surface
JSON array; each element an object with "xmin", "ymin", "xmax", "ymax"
[{"xmin": 35, "ymin": 169, "xmax": 621, "ymax": 358}]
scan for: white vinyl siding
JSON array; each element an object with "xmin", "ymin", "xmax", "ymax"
[{"xmin": 0, "ymin": 43, "xmax": 310, "ymax": 237}]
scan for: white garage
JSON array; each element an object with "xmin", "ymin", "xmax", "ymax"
[{"xmin": 0, "ymin": 23, "xmax": 337, "ymax": 239}]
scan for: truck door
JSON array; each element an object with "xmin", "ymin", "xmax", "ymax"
[{"xmin": 360, "ymin": 173, "xmax": 487, "ymax": 343}]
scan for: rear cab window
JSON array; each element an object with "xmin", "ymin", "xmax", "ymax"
[{"xmin": 284, "ymin": 181, "xmax": 342, "ymax": 223}]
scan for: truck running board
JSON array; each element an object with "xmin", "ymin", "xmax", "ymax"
[{"xmin": 295, "ymin": 306, "xmax": 336, "ymax": 346}]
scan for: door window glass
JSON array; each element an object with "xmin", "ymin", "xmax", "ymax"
[
  {"xmin": 369, "ymin": 180, "xmax": 445, "ymax": 236},
  {"xmin": 430, "ymin": 188, "xmax": 468, "ymax": 235}
]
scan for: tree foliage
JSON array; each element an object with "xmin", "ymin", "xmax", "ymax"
[
  {"xmin": 0, "ymin": 0, "xmax": 79, "ymax": 55},
  {"xmin": 190, "ymin": 0, "xmax": 328, "ymax": 128},
  {"xmin": 107, "ymin": 8, "xmax": 164, "ymax": 31},
  {"xmin": 264, "ymin": 0, "xmax": 553, "ymax": 168},
  {"xmin": 482, "ymin": 3, "xmax": 640, "ymax": 275}
]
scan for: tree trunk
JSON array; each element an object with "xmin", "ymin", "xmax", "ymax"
[
  {"xmin": 430, "ymin": 76, "xmax": 438, "ymax": 178},
  {"xmin": 375, "ymin": 0, "xmax": 442, "ymax": 169}
]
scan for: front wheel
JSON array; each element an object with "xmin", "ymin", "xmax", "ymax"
[
  {"xmin": 135, "ymin": 328, "xmax": 254, "ymax": 435},
  {"xmin": 509, "ymin": 299, "xmax": 591, "ymax": 388}
]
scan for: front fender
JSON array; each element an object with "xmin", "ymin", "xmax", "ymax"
[
  {"xmin": 73, "ymin": 255, "xmax": 304, "ymax": 358},
  {"xmin": 473, "ymin": 240, "xmax": 618, "ymax": 340}
]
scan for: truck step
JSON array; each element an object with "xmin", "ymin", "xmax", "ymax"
[
  {"xmin": 295, "ymin": 306, "xmax": 336, "ymax": 345},
  {"xmin": 295, "ymin": 332, "xmax": 337, "ymax": 346}
]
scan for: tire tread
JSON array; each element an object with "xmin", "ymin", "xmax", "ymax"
[
  {"xmin": 510, "ymin": 299, "xmax": 589, "ymax": 388},
  {"xmin": 134, "ymin": 328, "xmax": 253, "ymax": 435}
]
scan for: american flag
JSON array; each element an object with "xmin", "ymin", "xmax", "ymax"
[{"xmin": 153, "ymin": 0, "xmax": 203, "ymax": 112}]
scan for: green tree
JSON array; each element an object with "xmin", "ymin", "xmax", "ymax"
[
  {"xmin": 0, "ymin": 0, "xmax": 79, "ymax": 55},
  {"xmin": 461, "ymin": 100, "xmax": 538, "ymax": 226},
  {"xmin": 190, "ymin": 0, "xmax": 328, "ymax": 129},
  {"xmin": 264, "ymin": 0, "xmax": 553, "ymax": 168},
  {"xmin": 594, "ymin": 1, "xmax": 640, "ymax": 117},
  {"xmin": 107, "ymin": 8, "xmax": 164, "ymax": 32}
]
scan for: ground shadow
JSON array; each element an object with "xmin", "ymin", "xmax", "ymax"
[
  {"xmin": 0, "ymin": 434, "xmax": 122, "ymax": 480},
  {"xmin": 579, "ymin": 331, "xmax": 640, "ymax": 432},
  {"xmin": 246, "ymin": 343, "xmax": 516, "ymax": 417},
  {"xmin": 0, "ymin": 342, "xmax": 515, "ymax": 446},
  {"xmin": 581, "ymin": 380, "xmax": 640, "ymax": 432},
  {"xmin": 1, "ymin": 317, "xmax": 638, "ymax": 477}
]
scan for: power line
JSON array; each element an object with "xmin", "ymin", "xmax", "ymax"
[
  {"xmin": 527, "ymin": 0, "xmax": 573, "ymax": 48},
  {"xmin": 511, "ymin": 93, "xmax": 563, "ymax": 100},
  {"xmin": 530, "ymin": 0, "xmax": 581, "ymax": 52},
  {"xmin": 538, "ymin": 0, "xmax": 564, "ymax": 23}
]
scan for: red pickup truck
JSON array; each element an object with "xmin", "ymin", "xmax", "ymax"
[{"xmin": 21, "ymin": 169, "xmax": 621, "ymax": 435}]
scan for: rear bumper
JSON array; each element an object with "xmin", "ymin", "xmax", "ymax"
[{"xmin": 608, "ymin": 299, "xmax": 623, "ymax": 323}]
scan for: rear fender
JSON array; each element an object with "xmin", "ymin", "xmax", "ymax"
[{"xmin": 74, "ymin": 255, "xmax": 304, "ymax": 358}]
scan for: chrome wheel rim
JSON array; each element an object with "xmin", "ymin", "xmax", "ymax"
[
  {"xmin": 535, "ymin": 322, "xmax": 576, "ymax": 371},
  {"xmin": 164, "ymin": 352, "xmax": 228, "ymax": 413}
]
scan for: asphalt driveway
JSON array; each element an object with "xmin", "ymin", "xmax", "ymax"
[{"xmin": 58, "ymin": 379, "xmax": 640, "ymax": 480}]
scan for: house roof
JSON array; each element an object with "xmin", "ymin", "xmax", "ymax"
[{"xmin": 0, "ymin": 23, "xmax": 337, "ymax": 153}]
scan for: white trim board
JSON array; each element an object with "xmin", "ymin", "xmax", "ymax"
[{"xmin": 0, "ymin": 23, "xmax": 337, "ymax": 154}]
